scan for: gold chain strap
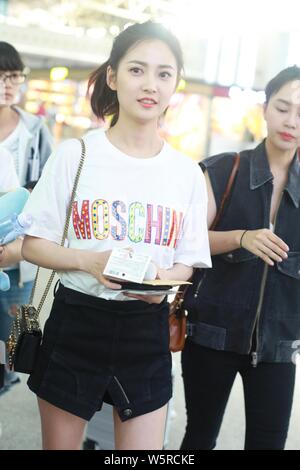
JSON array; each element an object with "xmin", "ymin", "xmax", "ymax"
[{"xmin": 28, "ymin": 138, "xmax": 86, "ymax": 317}]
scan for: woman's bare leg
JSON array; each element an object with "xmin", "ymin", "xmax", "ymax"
[
  {"xmin": 113, "ymin": 404, "xmax": 168, "ymax": 450},
  {"xmin": 38, "ymin": 398, "xmax": 87, "ymax": 450}
]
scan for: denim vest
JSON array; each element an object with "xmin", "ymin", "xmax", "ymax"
[{"xmin": 186, "ymin": 141, "xmax": 300, "ymax": 364}]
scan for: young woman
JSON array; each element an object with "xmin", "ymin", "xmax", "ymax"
[
  {"xmin": 181, "ymin": 66, "xmax": 300, "ymax": 450},
  {"xmin": 0, "ymin": 42, "xmax": 52, "ymax": 372},
  {"xmin": 22, "ymin": 21, "xmax": 211, "ymax": 450}
]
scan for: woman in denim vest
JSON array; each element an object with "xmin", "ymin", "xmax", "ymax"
[{"xmin": 181, "ymin": 66, "xmax": 300, "ymax": 450}]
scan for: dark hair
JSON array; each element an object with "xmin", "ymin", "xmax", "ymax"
[
  {"xmin": 88, "ymin": 21, "xmax": 184, "ymax": 126},
  {"xmin": 0, "ymin": 42, "xmax": 25, "ymax": 71},
  {"xmin": 265, "ymin": 65, "xmax": 300, "ymax": 103}
]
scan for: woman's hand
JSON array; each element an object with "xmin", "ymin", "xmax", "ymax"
[
  {"xmin": 0, "ymin": 239, "xmax": 23, "ymax": 267},
  {"xmin": 123, "ymin": 262, "xmax": 193, "ymax": 303},
  {"xmin": 240, "ymin": 229, "xmax": 289, "ymax": 266},
  {"xmin": 0, "ymin": 244, "xmax": 6, "ymax": 267},
  {"xmin": 123, "ymin": 262, "xmax": 166, "ymax": 304},
  {"xmin": 81, "ymin": 250, "xmax": 122, "ymax": 290}
]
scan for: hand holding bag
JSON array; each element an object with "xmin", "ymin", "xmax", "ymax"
[
  {"xmin": 169, "ymin": 153, "xmax": 240, "ymax": 353},
  {"xmin": 7, "ymin": 139, "xmax": 86, "ymax": 373}
]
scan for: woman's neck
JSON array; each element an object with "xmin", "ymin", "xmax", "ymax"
[
  {"xmin": 106, "ymin": 118, "xmax": 163, "ymax": 159},
  {"xmin": 265, "ymin": 137, "xmax": 297, "ymax": 173},
  {"xmin": 0, "ymin": 106, "xmax": 18, "ymax": 125}
]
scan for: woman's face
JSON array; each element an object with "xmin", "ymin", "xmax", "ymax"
[
  {"xmin": 0, "ymin": 71, "xmax": 23, "ymax": 108},
  {"xmin": 106, "ymin": 39, "xmax": 178, "ymax": 125},
  {"xmin": 264, "ymin": 80, "xmax": 300, "ymax": 152}
]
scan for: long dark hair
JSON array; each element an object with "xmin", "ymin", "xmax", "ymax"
[
  {"xmin": 265, "ymin": 65, "xmax": 300, "ymax": 103},
  {"xmin": 88, "ymin": 21, "xmax": 184, "ymax": 126},
  {"xmin": 0, "ymin": 42, "xmax": 24, "ymax": 71}
]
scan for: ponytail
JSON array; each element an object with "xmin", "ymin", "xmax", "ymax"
[{"xmin": 88, "ymin": 61, "xmax": 119, "ymax": 126}]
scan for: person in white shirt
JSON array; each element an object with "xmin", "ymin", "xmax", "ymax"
[
  {"xmin": 0, "ymin": 148, "xmax": 21, "ymax": 395},
  {"xmin": 0, "ymin": 42, "xmax": 52, "ymax": 394},
  {"xmin": 0, "ymin": 151, "xmax": 21, "ymax": 275},
  {"xmin": 22, "ymin": 21, "xmax": 211, "ymax": 450},
  {"xmin": 0, "ymin": 147, "xmax": 21, "ymax": 314},
  {"xmin": 0, "ymin": 147, "xmax": 19, "ymax": 192}
]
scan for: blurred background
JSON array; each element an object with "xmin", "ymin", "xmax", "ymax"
[
  {"xmin": 1, "ymin": 0, "xmax": 300, "ymax": 450},
  {"xmin": 1, "ymin": 0, "xmax": 299, "ymax": 159}
]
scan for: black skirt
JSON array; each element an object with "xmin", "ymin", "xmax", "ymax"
[{"xmin": 28, "ymin": 284, "xmax": 172, "ymax": 421}]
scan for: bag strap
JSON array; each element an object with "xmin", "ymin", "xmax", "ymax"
[
  {"xmin": 29, "ymin": 138, "xmax": 86, "ymax": 315},
  {"xmin": 210, "ymin": 153, "xmax": 240, "ymax": 230},
  {"xmin": 172, "ymin": 153, "xmax": 241, "ymax": 311}
]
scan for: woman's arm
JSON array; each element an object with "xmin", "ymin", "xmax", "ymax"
[
  {"xmin": 157, "ymin": 263, "xmax": 193, "ymax": 282},
  {"xmin": 205, "ymin": 170, "xmax": 244, "ymax": 254},
  {"xmin": 22, "ymin": 236, "xmax": 121, "ymax": 289},
  {"xmin": 124, "ymin": 263, "xmax": 193, "ymax": 304},
  {"xmin": 205, "ymin": 171, "xmax": 289, "ymax": 265},
  {"xmin": 0, "ymin": 239, "xmax": 23, "ymax": 267}
]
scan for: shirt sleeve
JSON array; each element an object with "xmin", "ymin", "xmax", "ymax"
[
  {"xmin": 23, "ymin": 139, "xmax": 82, "ymax": 244},
  {"xmin": 174, "ymin": 164, "xmax": 212, "ymax": 268},
  {"xmin": 0, "ymin": 148, "xmax": 20, "ymax": 192}
]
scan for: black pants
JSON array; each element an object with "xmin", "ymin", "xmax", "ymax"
[{"xmin": 181, "ymin": 340, "xmax": 296, "ymax": 450}]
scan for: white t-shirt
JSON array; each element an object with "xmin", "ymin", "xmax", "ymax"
[
  {"xmin": 1, "ymin": 119, "xmax": 24, "ymax": 178},
  {"xmin": 0, "ymin": 146, "xmax": 20, "ymax": 192},
  {"xmin": 24, "ymin": 130, "xmax": 211, "ymax": 299}
]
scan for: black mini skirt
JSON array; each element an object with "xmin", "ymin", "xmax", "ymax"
[{"xmin": 28, "ymin": 284, "xmax": 172, "ymax": 422}]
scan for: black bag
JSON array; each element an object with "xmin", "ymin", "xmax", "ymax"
[
  {"xmin": 6, "ymin": 138, "xmax": 87, "ymax": 375},
  {"xmin": 7, "ymin": 305, "xmax": 42, "ymax": 374},
  {"xmin": 169, "ymin": 288, "xmax": 188, "ymax": 352}
]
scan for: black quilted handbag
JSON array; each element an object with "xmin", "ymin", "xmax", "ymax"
[
  {"xmin": 7, "ymin": 305, "xmax": 42, "ymax": 373},
  {"xmin": 7, "ymin": 138, "xmax": 86, "ymax": 374}
]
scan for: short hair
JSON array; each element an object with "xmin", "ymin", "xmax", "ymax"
[
  {"xmin": 0, "ymin": 42, "xmax": 25, "ymax": 71},
  {"xmin": 265, "ymin": 65, "xmax": 300, "ymax": 103}
]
